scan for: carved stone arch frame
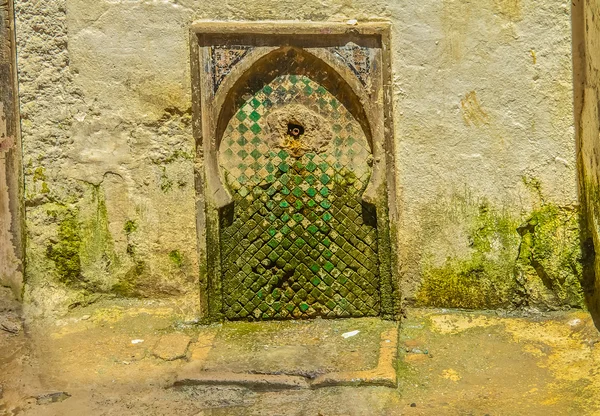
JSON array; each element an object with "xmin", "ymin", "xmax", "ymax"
[{"xmin": 190, "ymin": 22, "xmax": 400, "ymax": 321}]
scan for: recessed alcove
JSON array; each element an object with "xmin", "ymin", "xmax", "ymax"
[{"xmin": 190, "ymin": 22, "xmax": 399, "ymax": 321}]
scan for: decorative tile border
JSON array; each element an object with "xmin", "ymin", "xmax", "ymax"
[
  {"xmin": 210, "ymin": 45, "xmax": 252, "ymax": 93},
  {"xmin": 331, "ymin": 43, "xmax": 373, "ymax": 88}
]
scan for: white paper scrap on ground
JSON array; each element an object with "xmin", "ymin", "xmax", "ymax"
[
  {"xmin": 131, "ymin": 339, "xmax": 144, "ymax": 344},
  {"xmin": 341, "ymin": 330, "xmax": 360, "ymax": 339}
]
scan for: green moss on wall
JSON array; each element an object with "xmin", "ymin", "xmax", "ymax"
[
  {"xmin": 45, "ymin": 185, "xmax": 124, "ymax": 293},
  {"xmin": 417, "ymin": 196, "xmax": 585, "ymax": 310},
  {"xmin": 112, "ymin": 217, "xmax": 148, "ymax": 297},
  {"xmin": 33, "ymin": 166, "xmax": 46, "ymax": 182},
  {"xmin": 417, "ymin": 201, "xmax": 520, "ymax": 308},
  {"xmin": 124, "ymin": 219, "xmax": 138, "ymax": 256},
  {"xmin": 516, "ymin": 204, "xmax": 584, "ymax": 308},
  {"xmin": 160, "ymin": 149, "xmax": 194, "ymax": 164},
  {"xmin": 79, "ymin": 185, "xmax": 119, "ymax": 278},
  {"xmin": 123, "ymin": 220, "xmax": 138, "ymax": 235},
  {"xmin": 112, "ymin": 260, "xmax": 146, "ymax": 297},
  {"xmin": 46, "ymin": 208, "xmax": 83, "ymax": 286},
  {"xmin": 168, "ymin": 250, "xmax": 184, "ymax": 268},
  {"xmin": 159, "ymin": 167, "xmax": 173, "ymax": 192},
  {"xmin": 418, "ymin": 258, "xmax": 507, "ymax": 308}
]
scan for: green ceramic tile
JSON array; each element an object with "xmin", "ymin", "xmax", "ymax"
[
  {"xmin": 249, "ymin": 111, "xmax": 261, "ymax": 122},
  {"xmin": 250, "ymin": 123, "xmax": 261, "ymax": 134},
  {"xmin": 219, "ymin": 74, "xmax": 379, "ymax": 320}
]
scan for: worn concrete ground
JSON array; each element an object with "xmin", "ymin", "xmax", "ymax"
[{"xmin": 1, "ymin": 290, "xmax": 600, "ymax": 415}]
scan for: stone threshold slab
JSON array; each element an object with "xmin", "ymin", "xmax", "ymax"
[{"xmin": 174, "ymin": 327, "xmax": 398, "ymax": 390}]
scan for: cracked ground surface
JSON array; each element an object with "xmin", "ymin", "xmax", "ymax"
[{"xmin": 1, "ymin": 288, "xmax": 600, "ymax": 416}]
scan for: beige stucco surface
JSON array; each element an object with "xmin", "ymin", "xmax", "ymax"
[{"xmin": 14, "ymin": 0, "xmax": 580, "ymax": 316}]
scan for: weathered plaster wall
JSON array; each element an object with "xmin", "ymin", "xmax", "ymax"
[
  {"xmin": 15, "ymin": 0, "xmax": 199, "ymax": 316},
  {"xmin": 394, "ymin": 1, "xmax": 579, "ymax": 310},
  {"xmin": 0, "ymin": 0, "xmax": 24, "ymax": 300},
  {"xmin": 14, "ymin": 0, "xmax": 580, "ymax": 316},
  {"xmin": 573, "ymin": 0, "xmax": 600, "ymax": 318}
]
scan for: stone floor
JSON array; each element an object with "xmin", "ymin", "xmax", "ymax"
[{"xmin": 1, "ymin": 290, "xmax": 600, "ymax": 415}]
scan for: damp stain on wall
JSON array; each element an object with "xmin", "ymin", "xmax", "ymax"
[{"xmin": 461, "ymin": 91, "xmax": 490, "ymax": 127}]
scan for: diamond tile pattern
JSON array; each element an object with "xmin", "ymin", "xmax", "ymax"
[{"xmin": 219, "ymin": 75, "xmax": 379, "ymax": 320}]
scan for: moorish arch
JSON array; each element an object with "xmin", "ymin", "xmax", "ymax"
[{"xmin": 191, "ymin": 23, "xmax": 399, "ymax": 321}]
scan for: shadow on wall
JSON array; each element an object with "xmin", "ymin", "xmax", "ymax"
[
  {"xmin": 572, "ymin": 0, "xmax": 600, "ymax": 330},
  {"xmin": 578, "ymin": 219, "xmax": 599, "ymax": 328}
]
